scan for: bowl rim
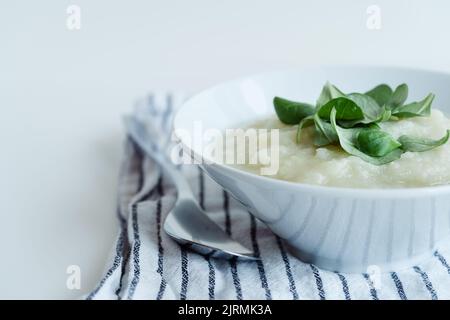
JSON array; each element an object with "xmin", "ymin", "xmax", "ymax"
[{"xmin": 174, "ymin": 65, "xmax": 450, "ymax": 196}]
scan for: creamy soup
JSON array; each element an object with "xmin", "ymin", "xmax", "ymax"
[{"xmin": 224, "ymin": 109, "xmax": 450, "ymax": 188}]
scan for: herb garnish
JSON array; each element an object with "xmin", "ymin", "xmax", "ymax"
[{"xmin": 273, "ymin": 82, "xmax": 450, "ymax": 165}]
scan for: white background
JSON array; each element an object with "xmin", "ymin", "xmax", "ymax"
[{"xmin": 1, "ymin": 0, "xmax": 450, "ymax": 299}]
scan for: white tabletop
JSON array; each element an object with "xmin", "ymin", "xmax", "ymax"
[{"xmin": 2, "ymin": 0, "xmax": 450, "ymax": 299}]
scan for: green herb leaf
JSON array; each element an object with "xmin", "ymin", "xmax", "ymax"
[
  {"xmin": 317, "ymin": 97, "xmax": 364, "ymax": 121},
  {"xmin": 357, "ymin": 128, "xmax": 401, "ymax": 157},
  {"xmin": 365, "ymin": 83, "xmax": 408, "ymax": 110},
  {"xmin": 277, "ymin": 82, "xmax": 440, "ymax": 166},
  {"xmin": 398, "ymin": 130, "xmax": 450, "ymax": 152},
  {"xmin": 296, "ymin": 115, "xmax": 315, "ymax": 143},
  {"xmin": 313, "ymin": 113, "xmax": 338, "ymax": 147},
  {"xmin": 391, "ymin": 93, "xmax": 434, "ymax": 118},
  {"xmin": 316, "ymin": 82, "xmax": 345, "ymax": 108},
  {"xmin": 335, "ymin": 93, "xmax": 385, "ymax": 127},
  {"xmin": 365, "ymin": 84, "xmax": 393, "ymax": 107},
  {"xmin": 387, "ymin": 84, "xmax": 408, "ymax": 109},
  {"xmin": 330, "ymin": 108, "xmax": 403, "ymax": 165},
  {"xmin": 274, "ymin": 97, "xmax": 315, "ymax": 125},
  {"xmin": 347, "ymin": 93, "xmax": 383, "ymax": 121},
  {"xmin": 376, "ymin": 107, "xmax": 392, "ymax": 122}
]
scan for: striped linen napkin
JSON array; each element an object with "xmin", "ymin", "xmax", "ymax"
[{"xmin": 87, "ymin": 94, "xmax": 450, "ymax": 300}]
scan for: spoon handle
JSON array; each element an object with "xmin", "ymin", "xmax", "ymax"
[{"xmin": 123, "ymin": 116, "xmax": 194, "ymax": 200}]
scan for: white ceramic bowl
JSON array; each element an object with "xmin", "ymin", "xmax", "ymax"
[{"xmin": 174, "ymin": 66, "xmax": 450, "ymax": 273}]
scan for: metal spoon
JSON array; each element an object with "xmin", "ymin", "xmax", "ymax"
[{"xmin": 124, "ymin": 115, "xmax": 257, "ymax": 260}]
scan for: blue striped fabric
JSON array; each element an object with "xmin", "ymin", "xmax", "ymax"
[
  {"xmin": 275, "ymin": 236, "xmax": 299, "ymax": 300},
  {"xmin": 363, "ymin": 273, "xmax": 379, "ymax": 300},
  {"xmin": 310, "ymin": 264, "xmax": 326, "ymax": 300},
  {"xmin": 390, "ymin": 272, "xmax": 407, "ymax": 300},
  {"xmin": 249, "ymin": 214, "xmax": 272, "ymax": 300},
  {"xmin": 223, "ymin": 191, "xmax": 243, "ymax": 300},
  {"xmin": 413, "ymin": 266, "xmax": 438, "ymax": 300},
  {"xmin": 86, "ymin": 94, "xmax": 450, "ymax": 300},
  {"xmin": 335, "ymin": 272, "xmax": 351, "ymax": 300},
  {"xmin": 180, "ymin": 249, "xmax": 189, "ymax": 300}
]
